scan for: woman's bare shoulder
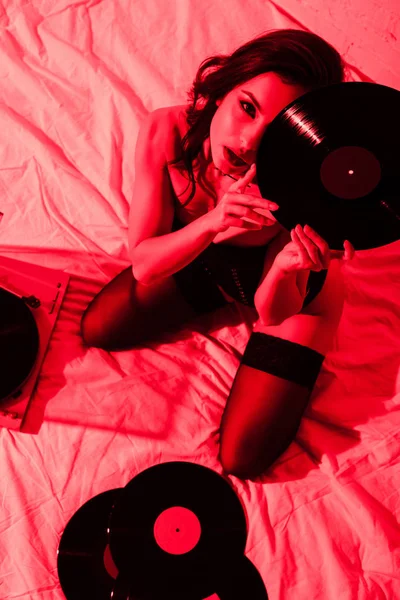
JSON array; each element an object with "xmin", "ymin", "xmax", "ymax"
[
  {"xmin": 144, "ymin": 105, "xmax": 188, "ymax": 159},
  {"xmin": 147, "ymin": 105, "xmax": 187, "ymax": 134}
]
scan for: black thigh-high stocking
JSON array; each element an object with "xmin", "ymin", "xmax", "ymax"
[{"xmin": 218, "ymin": 332, "xmax": 325, "ymax": 480}]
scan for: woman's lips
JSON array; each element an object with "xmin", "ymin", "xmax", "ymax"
[{"xmin": 223, "ymin": 146, "xmax": 249, "ymax": 170}]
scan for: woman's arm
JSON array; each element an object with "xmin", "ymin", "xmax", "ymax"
[
  {"xmin": 254, "ymin": 263, "xmax": 304, "ymax": 326},
  {"xmin": 128, "ymin": 109, "xmax": 218, "ymax": 285},
  {"xmin": 132, "ymin": 214, "xmax": 219, "ymax": 285},
  {"xmin": 254, "ymin": 228, "xmax": 306, "ymax": 325}
]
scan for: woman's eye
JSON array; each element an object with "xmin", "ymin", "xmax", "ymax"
[{"xmin": 240, "ymin": 101, "xmax": 256, "ymax": 117}]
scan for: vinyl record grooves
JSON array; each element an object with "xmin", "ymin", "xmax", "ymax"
[
  {"xmin": 57, "ymin": 488, "xmax": 122, "ymax": 600},
  {"xmin": 0, "ymin": 288, "xmax": 39, "ymax": 403},
  {"xmin": 108, "ymin": 462, "xmax": 248, "ymax": 600},
  {"xmin": 256, "ymin": 81, "xmax": 400, "ymax": 250}
]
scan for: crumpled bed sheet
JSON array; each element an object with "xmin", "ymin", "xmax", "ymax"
[{"xmin": 0, "ymin": 1, "xmax": 399, "ymax": 599}]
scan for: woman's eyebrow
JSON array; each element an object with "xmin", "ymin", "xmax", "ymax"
[{"xmin": 241, "ymin": 90, "xmax": 262, "ymax": 113}]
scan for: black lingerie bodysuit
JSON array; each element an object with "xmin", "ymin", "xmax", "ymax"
[{"xmin": 171, "ymin": 214, "xmax": 328, "ymax": 316}]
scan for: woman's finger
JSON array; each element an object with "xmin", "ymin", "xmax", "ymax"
[
  {"xmin": 302, "ymin": 224, "xmax": 330, "ymax": 267},
  {"xmin": 230, "ymin": 163, "xmax": 256, "ymax": 193},
  {"xmin": 344, "ymin": 240, "xmax": 356, "ymax": 260},
  {"xmin": 232, "ymin": 194, "xmax": 279, "ymax": 212},
  {"xmin": 330, "ymin": 240, "xmax": 356, "ymax": 260},
  {"xmin": 294, "ymin": 225, "xmax": 325, "ymax": 269},
  {"xmin": 291, "ymin": 228, "xmax": 316, "ymax": 267}
]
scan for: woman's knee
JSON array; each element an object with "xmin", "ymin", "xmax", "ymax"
[
  {"xmin": 218, "ymin": 437, "xmax": 291, "ymax": 480},
  {"xmin": 80, "ymin": 287, "xmax": 153, "ymax": 350},
  {"xmin": 218, "ymin": 445, "xmax": 253, "ymax": 480},
  {"xmin": 80, "ymin": 306, "xmax": 143, "ymax": 350},
  {"xmin": 79, "ymin": 277, "xmax": 140, "ymax": 350},
  {"xmin": 80, "ymin": 305, "xmax": 109, "ymax": 349},
  {"xmin": 79, "ymin": 267, "xmax": 198, "ymax": 351}
]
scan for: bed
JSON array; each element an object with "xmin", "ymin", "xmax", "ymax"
[{"xmin": 1, "ymin": 1, "xmax": 399, "ymax": 599}]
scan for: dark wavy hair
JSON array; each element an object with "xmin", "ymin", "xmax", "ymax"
[{"xmin": 168, "ymin": 28, "xmax": 347, "ymax": 206}]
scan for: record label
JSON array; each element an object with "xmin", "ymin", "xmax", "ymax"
[
  {"xmin": 104, "ymin": 543, "xmax": 119, "ymax": 579},
  {"xmin": 153, "ymin": 505, "xmax": 202, "ymax": 554},
  {"xmin": 320, "ymin": 145, "xmax": 382, "ymax": 200}
]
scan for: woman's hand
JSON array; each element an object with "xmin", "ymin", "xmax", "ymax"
[
  {"xmin": 206, "ymin": 164, "xmax": 279, "ymax": 234},
  {"xmin": 273, "ymin": 224, "xmax": 355, "ymax": 275}
]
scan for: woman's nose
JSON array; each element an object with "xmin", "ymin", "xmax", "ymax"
[{"xmin": 239, "ymin": 125, "xmax": 265, "ymax": 158}]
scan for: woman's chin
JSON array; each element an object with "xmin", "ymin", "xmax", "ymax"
[{"xmin": 215, "ymin": 163, "xmax": 247, "ymax": 179}]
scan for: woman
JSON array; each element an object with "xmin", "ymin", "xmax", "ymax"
[{"xmin": 81, "ymin": 29, "xmax": 355, "ymax": 479}]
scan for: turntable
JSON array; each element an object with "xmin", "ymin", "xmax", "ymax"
[{"xmin": 0, "ymin": 256, "xmax": 69, "ymax": 430}]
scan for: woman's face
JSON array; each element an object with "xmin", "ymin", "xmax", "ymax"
[{"xmin": 209, "ymin": 72, "xmax": 307, "ymax": 178}]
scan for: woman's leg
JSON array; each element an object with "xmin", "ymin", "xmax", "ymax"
[
  {"xmin": 218, "ymin": 313, "xmax": 340, "ymax": 480},
  {"xmin": 80, "ymin": 266, "xmax": 201, "ymax": 351},
  {"xmin": 218, "ymin": 353, "xmax": 317, "ymax": 481}
]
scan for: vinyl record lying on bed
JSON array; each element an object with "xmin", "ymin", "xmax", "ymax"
[
  {"xmin": 57, "ymin": 488, "xmax": 129, "ymax": 600},
  {"xmin": 108, "ymin": 461, "xmax": 248, "ymax": 599},
  {"xmin": 0, "ymin": 288, "xmax": 40, "ymax": 404},
  {"xmin": 256, "ymin": 81, "xmax": 400, "ymax": 251}
]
